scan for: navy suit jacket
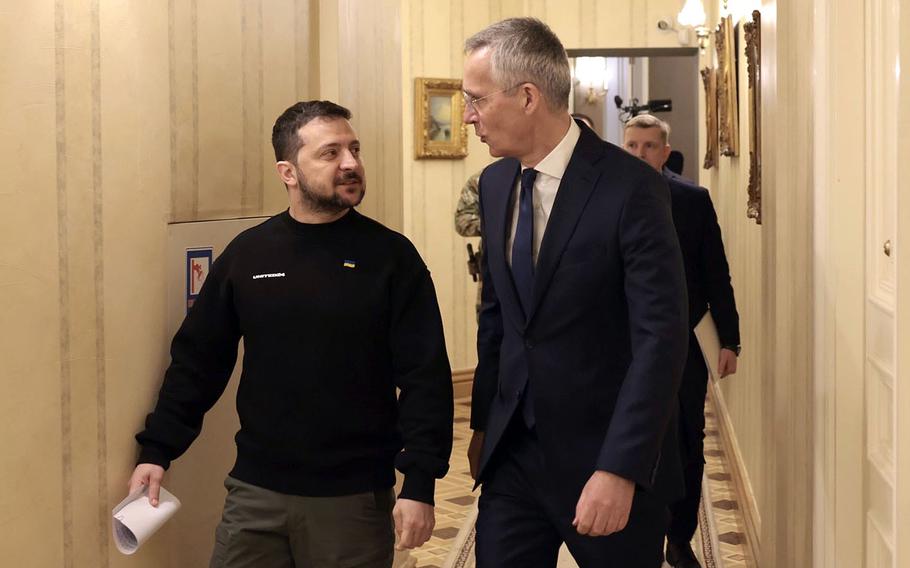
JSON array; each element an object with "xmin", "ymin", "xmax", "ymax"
[
  {"xmin": 470, "ymin": 123, "xmax": 689, "ymax": 506},
  {"xmin": 664, "ymin": 169, "xmax": 740, "ymax": 346}
]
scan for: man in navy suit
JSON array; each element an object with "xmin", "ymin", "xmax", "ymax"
[
  {"xmin": 462, "ymin": 18, "xmax": 689, "ymax": 568},
  {"xmin": 623, "ymin": 114, "xmax": 741, "ymax": 568}
]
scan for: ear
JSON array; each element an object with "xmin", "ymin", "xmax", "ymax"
[
  {"xmin": 662, "ymin": 144, "xmax": 672, "ymax": 164},
  {"xmin": 276, "ymin": 161, "xmax": 297, "ymax": 187},
  {"xmin": 520, "ymin": 83, "xmax": 543, "ymax": 115}
]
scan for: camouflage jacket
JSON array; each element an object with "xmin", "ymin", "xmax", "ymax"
[{"xmin": 454, "ymin": 172, "xmax": 481, "ymax": 238}]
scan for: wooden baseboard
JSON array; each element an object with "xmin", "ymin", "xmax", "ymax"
[
  {"xmin": 708, "ymin": 379, "xmax": 761, "ymax": 563},
  {"xmin": 452, "ymin": 368, "xmax": 474, "ymax": 400}
]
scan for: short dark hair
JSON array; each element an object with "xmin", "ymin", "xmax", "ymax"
[{"xmin": 271, "ymin": 100, "xmax": 352, "ymax": 162}]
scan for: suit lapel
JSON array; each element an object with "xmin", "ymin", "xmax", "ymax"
[
  {"xmin": 526, "ymin": 131, "xmax": 604, "ymax": 324},
  {"xmin": 482, "ymin": 160, "xmax": 527, "ymax": 330}
]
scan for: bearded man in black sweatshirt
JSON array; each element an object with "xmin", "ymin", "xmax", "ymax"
[{"xmin": 127, "ymin": 101, "xmax": 454, "ymax": 567}]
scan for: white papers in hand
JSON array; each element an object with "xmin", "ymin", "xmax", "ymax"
[
  {"xmin": 112, "ymin": 485, "xmax": 181, "ymax": 555},
  {"xmin": 693, "ymin": 311, "xmax": 721, "ymax": 381}
]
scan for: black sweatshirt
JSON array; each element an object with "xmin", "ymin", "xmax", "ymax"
[{"xmin": 136, "ymin": 209, "xmax": 454, "ymax": 504}]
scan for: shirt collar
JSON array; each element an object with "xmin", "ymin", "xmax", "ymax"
[{"xmin": 523, "ymin": 119, "xmax": 581, "ymax": 181}]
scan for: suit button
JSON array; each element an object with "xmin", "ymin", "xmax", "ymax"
[{"xmin": 524, "ymin": 340, "xmax": 534, "ymax": 349}]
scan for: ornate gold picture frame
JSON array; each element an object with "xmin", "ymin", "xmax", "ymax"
[
  {"xmin": 701, "ymin": 67, "xmax": 718, "ymax": 170},
  {"xmin": 744, "ymin": 10, "xmax": 762, "ymax": 224},
  {"xmin": 414, "ymin": 78, "xmax": 468, "ymax": 159},
  {"xmin": 715, "ymin": 15, "xmax": 739, "ymax": 157}
]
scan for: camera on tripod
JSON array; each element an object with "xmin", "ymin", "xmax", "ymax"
[{"xmin": 614, "ymin": 95, "xmax": 672, "ymax": 123}]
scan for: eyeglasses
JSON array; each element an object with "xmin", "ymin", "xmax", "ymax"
[{"xmin": 462, "ymin": 84, "xmax": 523, "ymax": 113}]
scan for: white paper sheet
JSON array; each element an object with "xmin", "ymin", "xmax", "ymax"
[
  {"xmin": 693, "ymin": 311, "xmax": 721, "ymax": 382},
  {"xmin": 112, "ymin": 485, "xmax": 181, "ymax": 555}
]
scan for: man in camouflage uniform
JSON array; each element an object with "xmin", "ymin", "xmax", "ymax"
[{"xmin": 454, "ymin": 171, "xmax": 483, "ymax": 319}]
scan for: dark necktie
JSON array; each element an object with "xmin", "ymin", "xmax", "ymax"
[
  {"xmin": 512, "ymin": 168, "xmax": 537, "ymax": 429},
  {"xmin": 511, "ymin": 168, "xmax": 537, "ymax": 315}
]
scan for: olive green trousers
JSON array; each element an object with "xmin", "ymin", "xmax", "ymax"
[{"xmin": 210, "ymin": 476, "xmax": 395, "ymax": 568}]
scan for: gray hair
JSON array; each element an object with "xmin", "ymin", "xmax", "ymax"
[
  {"xmin": 464, "ymin": 18, "xmax": 571, "ymax": 111},
  {"xmin": 624, "ymin": 114, "xmax": 671, "ymax": 144}
]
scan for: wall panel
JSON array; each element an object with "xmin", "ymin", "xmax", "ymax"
[
  {"xmin": 699, "ymin": 1, "xmax": 768, "ymax": 549},
  {"xmin": 0, "ymin": 1, "xmax": 313, "ymax": 566}
]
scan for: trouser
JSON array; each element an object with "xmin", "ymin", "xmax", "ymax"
[
  {"xmin": 667, "ymin": 338, "xmax": 710, "ymax": 545},
  {"xmin": 475, "ymin": 417, "xmax": 669, "ymax": 568},
  {"xmin": 210, "ymin": 476, "xmax": 395, "ymax": 568}
]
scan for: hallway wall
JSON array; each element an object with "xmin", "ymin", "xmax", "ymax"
[
  {"xmin": 898, "ymin": 0, "xmax": 910, "ymax": 556},
  {"xmin": 0, "ymin": 1, "xmax": 319, "ymax": 566},
  {"xmin": 696, "ymin": 0, "xmax": 766, "ymax": 545},
  {"xmin": 812, "ymin": 0, "xmax": 867, "ymax": 564},
  {"xmin": 697, "ymin": 1, "xmax": 816, "ymax": 565}
]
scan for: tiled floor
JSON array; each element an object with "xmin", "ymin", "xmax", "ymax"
[
  {"xmin": 409, "ymin": 399, "xmax": 477, "ymax": 568},
  {"xmin": 410, "ymin": 394, "xmax": 755, "ymax": 568},
  {"xmin": 699, "ymin": 389, "xmax": 753, "ymax": 568}
]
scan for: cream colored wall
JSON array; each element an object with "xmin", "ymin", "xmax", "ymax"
[
  {"xmin": 697, "ymin": 0, "xmax": 766, "ymax": 540},
  {"xmin": 812, "ymin": 0, "xmax": 866, "ymax": 564},
  {"xmin": 170, "ymin": 0, "xmax": 316, "ymax": 221},
  {"xmin": 898, "ymin": 0, "xmax": 910, "ymax": 560},
  {"xmin": 321, "ymin": 0, "xmax": 404, "ymax": 231},
  {"xmin": 759, "ymin": 1, "xmax": 816, "ymax": 563},
  {"xmin": 695, "ymin": 0, "xmax": 816, "ymax": 564},
  {"xmin": 400, "ymin": 0, "xmax": 694, "ymax": 373},
  {"xmin": 0, "ymin": 1, "xmax": 318, "ymax": 566},
  {"xmin": 697, "ymin": 1, "xmax": 816, "ymax": 565}
]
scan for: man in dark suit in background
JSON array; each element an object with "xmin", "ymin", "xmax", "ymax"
[
  {"xmin": 462, "ymin": 18, "xmax": 689, "ymax": 568},
  {"xmin": 623, "ymin": 114, "xmax": 741, "ymax": 568}
]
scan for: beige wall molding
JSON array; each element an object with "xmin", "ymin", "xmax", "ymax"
[
  {"xmin": 709, "ymin": 379, "xmax": 760, "ymax": 560},
  {"xmin": 452, "ymin": 368, "xmax": 474, "ymax": 400},
  {"xmin": 759, "ymin": 0, "xmax": 815, "ymax": 564}
]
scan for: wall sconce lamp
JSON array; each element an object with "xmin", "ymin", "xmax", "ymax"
[
  {"xmin": 677, "ymin": 0, "xmax": 710, "ymax": 53},
  {"xmin": 573, "ymin": 57, "xmax": 608, "ymax": 105},
  {"xmin": 657, "ymin": 19, "xmax": 692, "ymax": 46}
]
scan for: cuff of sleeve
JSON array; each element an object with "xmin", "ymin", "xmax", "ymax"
[
  {"xmin": 595, "ymin": 456, "xmax": 653, "ymax": 491},
  {"xmin": 137, "ymin": 445, "xmax": 172, "ymax": 470},
  {"xmin": 399, "ymin": 470, "xmax": 436, "ymax": 506}
]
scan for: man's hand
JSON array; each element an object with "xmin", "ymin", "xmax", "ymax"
[
  {"xmin": 467, "ymin": 430, "xmax": 485, "ymax": 480},
  {"xmin": 128, "ymin": 463, "xmax": 166, "ymax": 507},
  {"xmin": 573, "ymin": 470, "xmax": 635, "ymax": 537},
  {"xmin": 718, "ymin": 348, "xmax": 738, "ymax": 378},
  {"xmin": 393, "ymin": 498, "xmax": 435, "ymax": 550}
]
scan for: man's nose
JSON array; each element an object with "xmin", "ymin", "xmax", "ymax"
[
  {"xmin": 340, "ymin": 149, "xmax": 358, "ymax": 169},
  {"xmin": 463, "ymin": 105, "xmax": 477, "ymax": 124}
]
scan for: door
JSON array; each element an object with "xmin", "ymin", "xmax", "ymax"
[{"xmin": 863, "ymin": 0, "xmax": 899, "ymax": 564}]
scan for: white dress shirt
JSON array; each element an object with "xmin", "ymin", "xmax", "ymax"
[{"xmin": 507, "ymin": 119, "xmax": 581, "ymax": 267}]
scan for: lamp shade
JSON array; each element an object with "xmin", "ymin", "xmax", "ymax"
[
  {"xmin": 678, "ymin": 0, "xmax": 707, "ymax": 27},
  {"xmin": 574, "ymin": 57, "xmax": 608, "ymax": 91}
]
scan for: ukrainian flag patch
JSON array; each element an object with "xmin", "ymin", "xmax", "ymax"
[{"xmin": 343, "ymin": 260, "xmax": 356, "ymax": 269}]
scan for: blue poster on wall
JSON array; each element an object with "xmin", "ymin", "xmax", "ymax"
[{"xmin": 186, "ymin": 247, "xmax": 213, "ymax": 313}]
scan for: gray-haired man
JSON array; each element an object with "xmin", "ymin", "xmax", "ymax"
[{"xmin": 464, "ymin": 17, "xmax": 688, "ymax": 568}]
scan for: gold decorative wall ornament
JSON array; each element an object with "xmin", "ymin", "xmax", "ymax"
[
  {"xmin": 414, "ymin": 78, "xmax": 468, "ymax": 159},
  {"xmin": 744, "ymin": 10, "xmax": 762, "ymax": 224},
  {"xmin": 701, "ymin": 67, "xmax": 718, "ymax": 170},
  {"xmin": 715, "ymin": 16, "xmax": 739, "ymax": 157}
]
